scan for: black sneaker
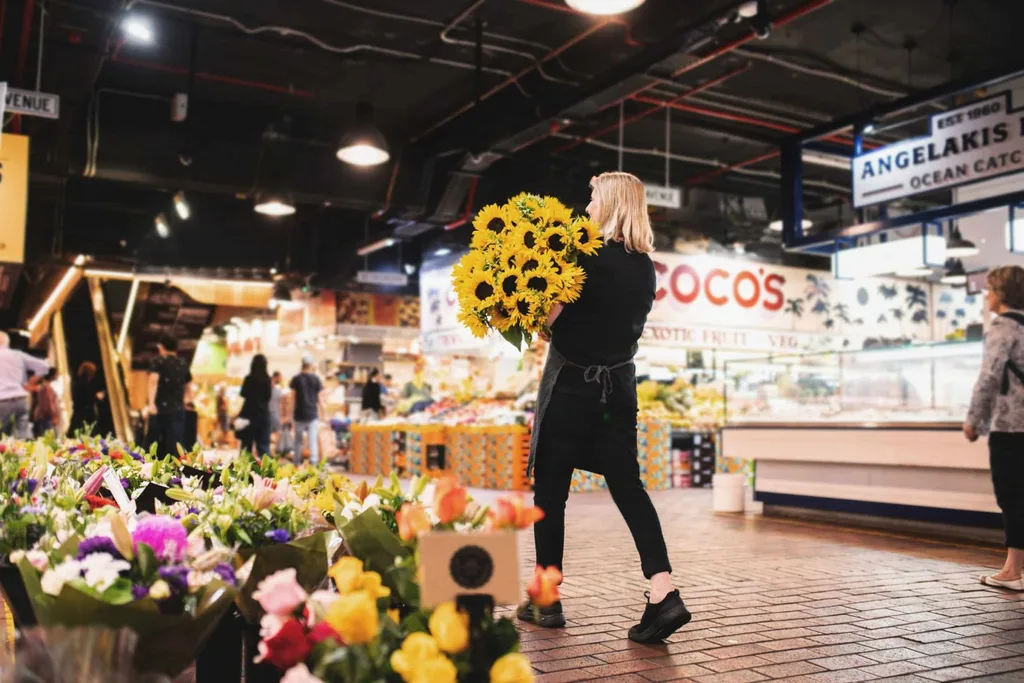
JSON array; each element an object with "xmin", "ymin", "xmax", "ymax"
[
  {"xmin": 516, "ymin": 600, "xmax": 567, "ymax": 628},
  {"xmin": 628, "ymin": 590, "xmax": 691, "ymax": 643}
]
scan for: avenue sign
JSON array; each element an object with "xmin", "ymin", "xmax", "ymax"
[{"xmin": 4, "ymin": 88, "xmax": 60, "ymax": 120}]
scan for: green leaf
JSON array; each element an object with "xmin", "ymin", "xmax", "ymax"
[
  {"xmin": 235, "ymin": 528, "xmax": 253, "ymax": 546},
  {"xmin": 137, "ymin": 543, "xmax": 158, "ymax": 582},
  {"xmin": 499, "ymin": 326, "xmax": 524, "ymax": 350}
]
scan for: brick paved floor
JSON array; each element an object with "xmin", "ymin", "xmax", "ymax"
[{"xmin": 502, "ymin": 488, "xmax": 1024, "ymax": 683}]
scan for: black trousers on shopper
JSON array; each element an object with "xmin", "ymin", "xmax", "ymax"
[
  {"xmin": 532, "ymin": 363, "xmax": 672, "ymax": 579},
  {"xmin": 989, "ymin": 432, "xmax": 1024, "ymax": 549}
]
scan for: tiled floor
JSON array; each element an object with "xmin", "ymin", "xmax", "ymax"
[{"xmin": 505, "ymin": 488, "xmax": 1024, "ymax": 683}]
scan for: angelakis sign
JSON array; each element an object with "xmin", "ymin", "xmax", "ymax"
[{"xmin": 853, "ymin": 90, "xmax": 1024, "ymax": 207}]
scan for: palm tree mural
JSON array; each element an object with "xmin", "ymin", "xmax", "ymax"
[
  {"xmin": 812, "ymin": 300, "xmax": 830, "ymax": 315},
  {"xmin": 905, "ymin": 285, "xmax": 928, "ymax": 310},
  {"xmin": 878, "ymin": 284, "xmax": 899, "ymax": 301},
  {"xmin": 785, "ymin": 298, "xmax": 805, "ymax": 331},
  {"xmin": 806, "ymin": 274, "xmax": 831, "ymax": 302},
  {"xmin": 912, "ymin": 309, "xmax": 929, "ymax": 325},
  {"xmin": 833, "ymin": 303, "xmax": 852, "ymax": 325},
  {"xmin": 891, "ymin": 308, "xmax": 905, "ymax": 337}
]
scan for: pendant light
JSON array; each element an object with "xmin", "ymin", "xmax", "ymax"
[
  {"xmin": 337, "ymin": 103, "xmax": 390, "ymax": 167},
  {"xmin": 254, "ymin": 192, "xmax": 296, "ymax": 217},
  {"xmin": 565, "ymin": 0, "xmax": 645, "ymax": 14},
  {"xmin": 940, "ymin": 259, "xmax": 967, "ymax": 286},
  {"xmin": 768, "ymin": 219, "xmax": 812, "ymax": 232},
  {"xmin": 945, "ymin": 224, "xmax": 979, "ymax": 258}
]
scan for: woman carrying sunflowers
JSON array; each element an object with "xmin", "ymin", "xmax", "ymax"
[{"xmin": 519, "ymin": 172, "xmax": 691, "ymax": 643}]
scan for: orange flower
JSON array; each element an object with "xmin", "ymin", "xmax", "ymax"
[
  {"xmin": 489, "ymin": 494, "xmax": 545, "ymax": 530},
  {"xmin": 527, "ymin": 566, "xmax": 562, "ymax": 608},
  {"xmin": 432, "ymin": 476, "xmax": 468, "ymax": 524},
  {"xmin": 397, "ymin": 502, "xmax": 432, "ymax": 542}
]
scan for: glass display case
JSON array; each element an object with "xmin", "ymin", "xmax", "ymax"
[{"xmin": 724, "ymin": 341, "xmax": 983, "ymax": 426}]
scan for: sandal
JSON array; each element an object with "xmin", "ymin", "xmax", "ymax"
[{"xmin": 980, "ymin": 574, "xmax": 1024, "ymax": 591}]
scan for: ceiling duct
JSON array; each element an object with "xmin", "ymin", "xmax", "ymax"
[{"xmin": 428, "ymin": 171, "xmax": 478, "ymax": 224}]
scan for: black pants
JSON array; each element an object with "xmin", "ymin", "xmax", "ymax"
[
  {"xmin": 533, "ymin": 364, "xmax": 671, "ymax": 579},
  {"xmin": 990, "ymin": 432, "xmax": 1024, "ymax": 549},
  {"xmin": 156, "ymin": 410, "xmax": 186, "ymax": 458}
]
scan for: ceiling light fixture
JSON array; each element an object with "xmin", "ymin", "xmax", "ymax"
[
  {"xmin": 357, "ymin": 237, "xmax": 397, "ymax": 257},
  {"xmin": 154, "ymin": 213, "xmax": 170, "ymax": 238},
  {"xmin": 895, "ymin": 267, "xmax": 933, "ymax": 278},
  {"xmin": 940, "ymin": 259, "xmax": 967, "ymax": 286},
  {"xmin": 768, "ymin": 219, "xmax": 812, "ymax": 232},
  {"xmin": 337, "ymin": 103, "xmax": 390, "ymax": 167},
  {"xmin": 172, "ymin": 191, "xmax": 190, "ymax": 220},
  {"xmin": 565, "ymin": 0, "xmax": 645, "ymax": 15},
  {"xmin": 254, "ymin": 192, "xmax": 296, "ymax": 217},
  {"xmin": 945, "ymin": 224, "xmax": 979, "ymax": 258},
  {"xmin": 434, "ymin": 247, "xmax": 452, "ymax": 256},
  {"xmin": 736, "ymin": 1, "xmax": 759, "ymax": 18},
  {"xmin": 121, "ymin": 14, "xmax": 154, "ymax": 44}
]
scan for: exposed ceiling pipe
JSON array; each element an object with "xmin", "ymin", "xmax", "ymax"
[
  {"xmin": 554, "ymin": 63, "xmax": 752, "ymax": 154},
  {"xmin": 733, "ymin": 47, "xmax": 907, "ymax": 98},
  {"xmin": 684, "ymin": 149, "xmax": 781, "ymax": 186},
  {"xmin": 112, "ymin": 56, "xmax": 316, "ymax": 98},
  {"xmin": 413, "ymin": 19, "xmax": 619, "ymax": 142}
]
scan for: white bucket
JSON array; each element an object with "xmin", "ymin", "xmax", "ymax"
[{"xmin": 712, "ymin": 473, "xmax": 746, "ymax": 513}]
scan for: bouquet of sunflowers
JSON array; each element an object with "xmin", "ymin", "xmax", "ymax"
[{"xmin": 453, "ymin": 193, "xmax": 601, "ymax": 349}]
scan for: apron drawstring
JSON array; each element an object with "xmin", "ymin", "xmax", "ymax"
[{"xmin": 583, "ymin": 365, "xmax": 614, "ymax": 404}]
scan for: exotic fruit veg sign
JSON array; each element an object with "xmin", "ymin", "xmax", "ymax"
[{"xmin": 853, "ymin": 90, "xmax": 1024, "ymax": 207}]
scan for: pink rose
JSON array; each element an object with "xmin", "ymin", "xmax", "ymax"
[
  {"xmin": 281, "ymin": 664, "xmax": 324, "ymax": 683},
  {"xmin": 253, "ymin": 568, "xmax": 308, "ymax": 617}
]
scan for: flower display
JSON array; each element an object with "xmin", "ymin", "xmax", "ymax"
[
  {"xmin": 454, "ymin": 193, "xmax": 601, "ymax": 349},
  {"xmin": 428, "ymin": 601, "xmax": 470, "ymax": 654},
  {"xmin": 488, "ymin": 493, "xmax": 546, "ymax": 531},
  {"xmin": 527, "ymin": 565, "xmax": 563, "ymax": 608}
]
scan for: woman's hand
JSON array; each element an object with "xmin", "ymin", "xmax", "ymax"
[
  {"xmin": 546, "ymin": 303, "xmax": 564, "ymax": 328},
  {"xmin": 963, "ymin": 422, "xmax": 979, "ymax": 442}
]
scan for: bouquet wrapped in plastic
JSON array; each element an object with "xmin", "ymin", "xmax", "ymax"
[{"xmin": 453, "ymin": 193, "xmax": 601, "ymax": 349}]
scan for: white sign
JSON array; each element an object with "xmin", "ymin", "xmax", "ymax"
[
  {"xmin": 355, "ymin": 270, "xmax": 408, "ymax": 287},
  {"xmin": 4, "ymin": 87, "xmax": 60, "ymax": 120},
  {"xmin": 853, "ymin": 90, "xmax": 1024, "ymax": 207},
  {"xmin": 832, "ymin": 234, "xmax": 946, "ymax": 279},
  {"xmin": 0, "ymin": 83, "xmax": 6, "ymax": 125},
  {"xmin": 645, "ymin": 184, "xmax": 681, "ymax": 209}
]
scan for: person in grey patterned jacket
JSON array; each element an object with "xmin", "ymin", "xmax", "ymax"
[{"xmin": 965, "ymin": 265, "xmax": 1024, "ymax": 591}]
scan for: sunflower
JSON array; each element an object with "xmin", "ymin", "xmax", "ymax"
[
  {"xmin": 546, "ymin": 201, "xmax": 573, "ymax": 231},
  {"xmin": 489, "ymin": 304, "xmax": 516, "ymax": 332},
  {"xmin": 497, "ymin": 268, "xmax": 523, "ymax": 299},
  {"xmin": 451, "ymin": 251, "xmax": 487, "ymax": 286},
  {"xmin": 542, "ymin": 225, "xmax": 572, "ymax": 258},
  {"xmin": 523, "ymin": 265, "xmax": 561, "ymax": 299},
  {"xmin": 472, "ymin": 204, "xmax": 512, "ymax": 236},
  {"xmin": 571, "ymin": 217, "xmax": 602, "ymax": 256},
  {"xmin": 557, "ymin": 262, "xmax": 586, "ymax": 303},
  {"xmin": 509, "ymin": 291, "xmax": 540, "ymax": 326},
  {"xmin": 458, "ymin": 309, "xmax": 489, "ymax": 339},
  {"xmin": 512, "ymin": 221, "xmax": 541, "ymax": 252},
  {"xmin": 497, "ymin": 244, "xmax": 520, "ymax": 270},
  {"xmin": 459, "ymin": 270, "xmax": 498, "ymax": 311}
]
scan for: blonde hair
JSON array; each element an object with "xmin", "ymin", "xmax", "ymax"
[
  {"xmin": 589, "ymin": 172, "xmax": 654, "ymax": 254},
  {"xmin": 988, "ymin": 265, "xmax": 1024, "ymax": 310}
]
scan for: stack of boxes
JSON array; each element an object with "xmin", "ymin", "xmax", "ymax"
[
  {"xmin": 670, "ymin": 431, "xmax": 717, "ymax": 488},
  {"xmin": 638, "ymin": 419, "xmax": 671, "ymax": 491},
  {"xmin": 570, "ymin": 470, "xmax": 607, "ymax": 492},
  {"xmin": 716, "ymin": 454, "xmax": 754, "ymax": 487}
]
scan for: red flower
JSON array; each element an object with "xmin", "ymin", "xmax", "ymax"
[
  {"xmin": 307, "ymin": 622, "xmax": 343, "ymax": 647},
  {"xmin": 85, "ymin": 495, "xmax": 118, "ymax": 511},
  {"xmin": 109, "ymin": 451, "xmax": 123, "ymax": 460},
  {"xmin": 17, "ymin": 468, "xmax": 26, "ymax": 479},
  {"xmin": 260, "ymin": 619, "xmax": 312, "ymax": 670}
]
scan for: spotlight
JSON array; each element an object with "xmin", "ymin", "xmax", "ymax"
[
  {"xmin": 768, "ymin": 219, "xmax": 812, "ymax": 232},
  {"xmin": 254, "ymin": 192, "xmax": 296, "ymax": 217},
  {"xmin": 862, "ymin": 122, "xmax": 877, "ymax": 134},
  {"xmin": 155, "ymin": 213, "xmax": 170, "ymax": 238},
  {"xmin": 121, "ymin": 14, "xmax": 154, "ymax": 44},
  {"xmin": 946, "ymin": 225, "xmax": 979, "ymax": 258},
  {"xmin": 173, "ymin": 191, "xmax": 190, "ymax": 220},
  {"xmin": 940, "ymin": 259, "xmax": 967, "ymax": 286},
  {"xmin": 434, "ymin": 247, "xmax": 452, "ymax": 256},
  {"xmin": 565, "ymin": 0, "xmax": 645, "ymax": 15},
  {"xmin": 337, "ymin": 103, "xmax": 390, "ymax": 167},
  {"xmin": 403, "ymin": 263, "xmax": 418, "ymax": 275}
]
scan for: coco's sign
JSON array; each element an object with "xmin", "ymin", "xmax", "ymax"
[{"xmin": 853, "ymin": 90, "xmax": 1024, "ymax": 207}]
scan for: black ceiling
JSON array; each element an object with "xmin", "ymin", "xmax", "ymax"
[{"xmin": 2, "ymin": 0, "xmax": 1023, "ymax": 284}]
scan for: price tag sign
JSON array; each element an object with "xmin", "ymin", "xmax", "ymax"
[{"xmin": 102, "ymin": 468, "xmax": 134, "ymax": 512}]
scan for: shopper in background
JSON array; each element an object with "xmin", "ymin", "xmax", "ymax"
[
  {"xmin": 147, "ymin": 334, "xmax": 193, "ymax": 457},
  {"xmin": 290, "ymin": 356, "xmax": 324, "ymax": 465},
  {"xmin": 965, "ymin": 265, "xmax": 1024, "ymax": 591},
  {"xmin": 269, "ymin": 371, "xmax": 284, "ymax": 452},
  {"xmin": 239, "ymin": 354, "xmax": 273, "ymax": 457},
  {"xmin": 361, "ymin": 368, "xmax": 383, "ymax": 417},
  {"xmin": 381, "ymin": 373, "xmax": 395, "ymax": 415},
  {"xmin": 0, "ymin": 332, "xmax": 50, "ymax": 438},
  {"xmin": 215, "ymin": 385, "xmax": 230, "ymax": 446},
  {"xmin": 522, "ymin": 172, "xmax": 688, "ymax": 642},
  {"xmin": 278, "ymin": 375, "xmax": 295, "ymax": 457},
  {"xmin": 33, "ymin": 368, "xmax": 61, "ymax": 435},
  {"xmin": 69, "ymin": 361, "xmax": 104, "ymax": 436}
]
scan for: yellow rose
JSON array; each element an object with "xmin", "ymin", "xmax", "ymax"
[
  {"xmin": 360, "ymin": 570, "xmax": 391, "ymax": 600},
  {"xmin": 324, "ymin": 591, "xmax": 379, "ymax": 645},
  {"xmin": 387, "ymin": 608, "xmax": 401, "ymax": 624},
  {"xmin": 416, "ymin": 656, "xmax": 458, "ymax": 683},
  {"xmin": 390, "ymin": 633, "xmax": 442, "ymax": 682},
  {"xmin": 429, "ymin": 602, "xmax": 470, "ymax": 654},
  {"xmin": 490, "ymin": 653, "xmax": 535, "ymax": 683},
  {"xmin": 329, "ymin": 556, "xmax": 365, "ymax": 594}
]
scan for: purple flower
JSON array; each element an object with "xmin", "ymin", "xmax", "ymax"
[
  {"xmin": 187, "ymin": 506, "xmax": 199, "ymax": 515},
  {"xmin": 264, "ymin": 529, "xmax": 291, "ymax": 544},
  {"xmin": 212, "ymin": 563, "xmax": 236, "ymax": 585},
  {"xmin": 119, "ymin": 478, "xmax": 131, "ymax": 492},
  {"xmin": 76, "ymin": 536, "xmax": 123, "ymax": 560},
  {"xmin": 18, "ymin": 506, "xmax": 45, "ymax": 515},
  {"xmin": 132, "ymin": 515, "xmax": 188, "ymax": 561},
  {"xmin": 170, "ymin": 477, "xmax": 182, "ymax": 487},
  {"xmin": 101, "ymin": 446, "xmax": 109, "ymax": 456},
  {"xmin": 25, "ymin": 478, "xmax": 38, "ymax": 494},
  {"xmin": 158, "ymin": 565, "xmax": 190, "ymax": 588},
  {"xmin": 131, "ymin": 584, "xmax": 149, "ymax": 601},
  {"xmin": 130, "ymin": 451, "xmax": 145, "ymax": 462}
]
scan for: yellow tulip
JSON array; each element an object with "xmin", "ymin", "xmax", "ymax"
[
  {"xmin": 329, "ymin": 556, "xmax": 365, "ymax": 594},
  {"xmin": 429, "ymin": 602, "xmax": 470, "ymax": 654},
  {"xmin": 490, "ymin": 653, "xmax": 535, "ymax": 683},
  {"xmin": 360, "ymin": 570, "xmax": 392, "ymax": 600},
  {"xmin": 324, "ymin": 592, "xmax": 379, "ymax": 645}
]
